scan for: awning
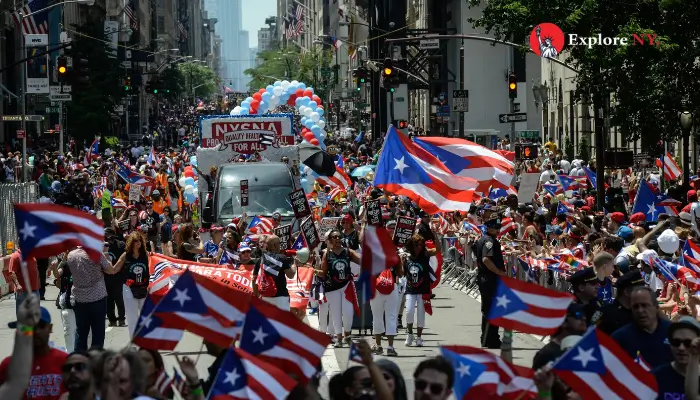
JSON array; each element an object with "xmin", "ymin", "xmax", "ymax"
[{"xmin": 1, "ymin": 84, "xmax": 18, "ymax": 99}]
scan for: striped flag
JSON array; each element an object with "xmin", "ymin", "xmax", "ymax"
[
  {"xmin": 498, "ymin": 218, "xmax": 516, "ymax": 238},
  {"xmin": 656, "ymin": 151, "xmax": 682, "ymax": 181},
  {"xmin": 356, "ymin": 225, "xmax": 400, "ymax": 301},
  {"xmin": 247, "ymin": 216, "xmax": 275, "ymax": 234},
  {"xmin": 315, "ymin": 165, "xmax": 352, "ymax": 189},
  {"xmin": 124, "ymin": 2, "xmax": 138, "ymax": 30},
  {"xmin": 294, "ymin": 3, "xmax": 305, "ymax": 34},
  {"xmin": 177, "ymin": 21, "xmax": 188, "ymax": 39},
  {"xmin": 12, "ymin": 0, "xmax": 49, "ymax": 35},
  {"xmin": 153, "ymin": 369, "xmax": 173, "ymax": 396},
  {"xmin": 132, "ymin": 295, "xmax": 184, "ymax": 350},
  {"xmin": 635, "ymin": 351, "xmax": 651, "ymax": 372}
]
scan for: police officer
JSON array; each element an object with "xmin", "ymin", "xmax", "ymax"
[
  {"xmin": 474, "ymin": 216, "xmax": 506, "ymax": 348},
  {"xmin": 594, "ymin": 269, "xmax": 645, "ymax": 334},
  {"xmin": 567, "ymin": 267, "xmax": 602, "ymax": 325}
]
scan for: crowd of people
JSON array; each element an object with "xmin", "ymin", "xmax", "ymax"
[{"xmin": 1, "ymin": 108, "xmax": 700, "ymax": 400}]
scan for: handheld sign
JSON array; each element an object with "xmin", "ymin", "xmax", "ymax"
[
  {"xmin": 129, "ymin": 185, "xmax": 141, "ymax": 202},
  {"xmin": 364, "ymin": 199, "xmax": 382, "ymax": 226},
  {"xmin": 393, "ymin": 216, "xmax": 417, "ymax": 246},
  {"xmin": 300, "ymin": 216, "xmax": 320, "ymax": 250},
  {"xmin": 318, "ymin": 217, "xmax": 341, "ymax": 238},
  {"xmin": 288, "ymin": 189, "xmax": 312, "ymax": 219},
  {"xmin": 274, "ymin": 224, "xmax": 293, "ymax": 251},
  {"xmin": 240, "ymin": 179, "xmax": 249, "ymax": 207}
]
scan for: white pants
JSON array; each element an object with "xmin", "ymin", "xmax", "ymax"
[
  {"xmin": 370, "ymin": 285, "xmax": 399, "ymax": 336},
  {"xmin": 405, "ymin": 294, "xmax": 426, "ymax": 328},
  {"xmin": 61, "ymin": 309, "xmax": 77, "ymax": 353},
  {"xmin": 326, "ymin": 283, "xmax": 354, "ymax": 334},
  {"xmin": 318, "ymin": 301, "xmax": 335, "ymax": 335},
  {"xmin": 263, "ymin": 296, "xmax": 290, "ymax": 311},
  {"xmin": 124, "ymin": 285, "xmax": 146, "ymax": 338}
]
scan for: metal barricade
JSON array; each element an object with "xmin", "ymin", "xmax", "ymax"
[{"xmin": 0, "ymin": 183, "xmax": 39, "ymax": 255}]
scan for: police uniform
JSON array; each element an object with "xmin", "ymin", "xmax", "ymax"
[
  {"xmin": 567, "ymin": 267, "xmax": 602, "ymax": 326},
  {"xmin": 595, "ymin": 270, "xmax": 645, "ymax": 334},
  {"xmin": 474, "ymin": 217, "xmax": 505, "ymax": 348}
]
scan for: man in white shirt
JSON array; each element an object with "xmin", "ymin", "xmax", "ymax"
[{"xmin": 539, "ymin": 164, "xmax": 555, "ymax": 183}]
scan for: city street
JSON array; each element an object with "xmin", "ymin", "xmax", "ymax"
[{"xmin": 0, "ymin": 283, "xmax": 545, "ymax": 398}]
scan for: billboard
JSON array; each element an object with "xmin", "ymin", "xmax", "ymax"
[
  {"xmin": 199, "ymin": 114, "xmax": 295, "ymax": 153},
  {"xmin": 25, "ymin": 34, "xmax": 49, "ymax": 94}
]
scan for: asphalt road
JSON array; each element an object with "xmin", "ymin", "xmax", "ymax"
[{"xmin": 0, "ymin": 284, "xmax": 545, "ymax": 399}]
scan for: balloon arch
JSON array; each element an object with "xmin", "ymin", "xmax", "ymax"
[{"xmin": 230, "ymin": 80, "xmax": 327, "ymax": 149}]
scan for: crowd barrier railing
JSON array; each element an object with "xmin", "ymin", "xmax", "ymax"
[{"xmin": 0, "ymin": 183, "xmax": 40, "ymax": 256}]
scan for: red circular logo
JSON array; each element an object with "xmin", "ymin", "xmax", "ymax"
[{"xmin": 530, "ymin": 23, "xmax": 565, "ymax": 58}]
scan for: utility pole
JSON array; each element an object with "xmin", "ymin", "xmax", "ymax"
[
  {"xmin": 509, "ymin": 48, "xmax": 515, "ymax": 145},
  {"xmin": 594, "ymin": 94, "xmax": 606, "ymax": 209},
  {"xmin": 458, "ymin": 44, "xmax": 465, "ymax": 138},
  {"xmin": 20, "ymin": 34, "xmax": 27, "ymax": 182},
  {"xmin": 58, "ymin": 102, "xmax": 64, "ymax": 156}
]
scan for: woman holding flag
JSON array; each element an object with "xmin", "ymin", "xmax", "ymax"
[
  {"xmin": 402, "ymin": 234, "xmax": 439, "ymax": 348},
  {"xmin": 111, "ymin": 232, "xmax": 150, "ymax": 338}
]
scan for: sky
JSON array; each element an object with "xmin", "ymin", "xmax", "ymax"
[{"xmin": 241, "ymin": 0, "xmax": 277, "ymax": 48}]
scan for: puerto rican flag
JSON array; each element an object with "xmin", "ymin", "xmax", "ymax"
[
  {"xmin": 681, "ymin": 240, "xmax": 700, "ymax": 270},
  {"xmin": 653, "ymin": 257, "xmax": 700, "ymax": 292},
  {"xmin": 328, "ymin": 186, "xmax": 346, "ymax": 202},
  {"xmin": 542, "ymin": 182, "xmax": 564, "ymax": 197},
  {"xmin": 558, "ymin": 175, "xmax": 587, "ymax": 191},
  {"xmin": 441, "ymin": 345, "xmax": 538, "ymax": 399},
  {"xmin": 132, "ymin": 295, "xmax": 184, "ymax": 350},
  {"xmin": 114, "ymin": 160, "xmax": 155, "ymax": 186},
  {"xmin": 154, "ymin": 369, "xmax": 174, "ymax": 396},
  {"xmin": 247, "ymin": 216, "xmax": 274, "ymax": 234},
  {"xmin": 413, "ymin": 136, "xmax": 515, "ymax": 192},
  {"xmin": 462, "ymin": 221, "xmax": 483, "ymax": 237},
  {"xmin": 315, "ymin": 165, "xmax": 352, "ymax": 189},
  {"xmin": 431, "ymin": 214, "xmax": 450, "ymax": 235},
  {"xmin": 552, "ymin": 328, "xmax": 658, "ymax": 400},
  {"xmin": 111, "ymin": 198, "xmax": 127, "ymax": 209},
  {"xmin": 656, "ymin": 151, "xmax": 682, "ymax": 181},
  {"xmin": 13, "ymin": 203, "xmax": 104, "ymax": 262},
  {"xmin": 584, "ymin": 166, "xmax": 608, "ymax": 189},
  {"xmin": 348, "ymin": 341, "xmax": 366, "ymax": 364},
  {"xmin": 498, "ymin": 218, "xmax": 517, "ymax": 238},
  {"xmin": 239, "ymin": 298, "xmax": 332, "ymax": 383},
  {"xmin": 374, "ymin": 127, "xmax": 478, "ymax": 215},
  {"xmin": 356, "ymin": 225, "xmax": 400, "ymax": 301},
  {"xmin": 632, "ymin": 179, "xmax": 678, "ymax": 222},
  {"xmin": 148, "ymin": 146, "xmax": 157, "ymax": 164},
  {"xmin": 488, "ymin": 276, "xmax": 575, "ymax": 336},
  {"xmin": 209, "ymin": 347, "xmax": 297, "ymax": 399}
]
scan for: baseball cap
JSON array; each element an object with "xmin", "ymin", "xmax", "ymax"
[
  {"xmin": 609, "ymin": 212, "xmax": 625, "ymax": 224},
  {"xmin": 8, "ymin": 306, "xmax": 51, "ymax": 328},
  {"xmin": 152, "ymin": 189, "xmax": 160, "ymax": 196},
  {"xmin": 636, "ymin": 249, "xmax": 658, "ymax": 265},
  {"xmin": 238, "ymin": 243, "xmax": 252, "ymax": 252},
  {"xmin": 617, "ymin": 226, "xmax": 634, "ymax": 240}
]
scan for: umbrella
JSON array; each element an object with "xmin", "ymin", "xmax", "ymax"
[
  {"xmin": 298, "ymin": 142, "xmax": 336, "ymax": 177},
  {"xmin": 351, "ymin": 164, "xmax": 375, "ymax": 178}
]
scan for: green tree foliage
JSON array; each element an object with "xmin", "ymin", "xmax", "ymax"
[
  {"xmin": 563, "ymin": 134, "xmax": 575, "ymax": 161},
  {"xmin": 177, "ymin": 63, "xmax": 217, "ymax": 98},
  {"xmin": 578, "ymin": 136, "xmax": 590, "ymax": 162},
  {"xmin": 244, "ymin": 47, "xmax": 329, "ymax": 93},
  {"xmin": 66, "ymin": 20, "xmax": 126, "ymax": 143},
  {"xmin": 467, "ymin": 0, "xmax": 700, "ymax": 151},
  {"xmin": 159, "ymin": 66, "xmax": 186, "ymax": 101}
]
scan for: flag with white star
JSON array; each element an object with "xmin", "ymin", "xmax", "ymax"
[
  {"xmin": 292, "ymin": 232, "xmax": 307, "ymax": 250},
  {"xmin": 132, "ymin": 295, "xmax": 184, "ymax": 350},
  {"xmin": 631, "ymin": 179, "xmax": 678, "ymax": 222},
  {"xmin": 440, "ymin": 345, "xmax": 537, "ymax": 399},
  {"xmin": 239, "ymin": 299, "xmax": 332, "ymax": 383},
  {"xmin": 13, "ymin": 203, "xmax": 105, "ymax": 262},
  {"xmin": 373, "ymin": 126, "xmax": 478, "ymax": 215},
  {"xmin": 348, "ymin": 341, "xmax": 369, "ymax": 364},
  {"xmin": 487, "ymin": 275, "xmax": 575, "ymax": 336},
  {"xmin": 210, "ymin": 347, "xmax": 297, "ymax": 399},
  {"xmin": 551, "ymin": 328, "xmax": 658, "ymax": 400}
]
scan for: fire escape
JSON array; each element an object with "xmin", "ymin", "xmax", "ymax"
[{"xmin": 177, "ymin": 0, "xmax": 188, "ymax": 55}]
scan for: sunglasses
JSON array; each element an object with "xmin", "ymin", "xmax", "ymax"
[
  {"xmin": 62, "ymin": 362, "xmax": 89, "ymax": 373},
  {"xmin": 415, "ymin": 379, "xmax": 445, "ymax": 395},
  {"xmin": 671, "ymin": 338, "xmax": 693, "ymax": 348},
  {"xmin": 330, "ymin": 235, "xmax": 341, "ymax": 240}
]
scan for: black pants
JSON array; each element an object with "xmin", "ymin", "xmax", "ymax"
[
  {"xmin": 478, "ymin": 277, "xmax": 501, "ymax": 347},
  {"xmin": 36, "ymin": 258, "xmax": 49, "ymax": 298},
  {"xmin": 106, "ymin": 281, "xmax": 125, "ymax": 323}
]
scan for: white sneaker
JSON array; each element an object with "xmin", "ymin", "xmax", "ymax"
[
  {"xmin": 405, "ymin": 334, "xmax": 414, "ymax": 347},
  {"xmin": 416, "ymin": 337, "xmax": 424, "ymax": 347}
]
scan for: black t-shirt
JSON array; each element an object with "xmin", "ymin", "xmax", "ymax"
[
  {"xmin": 125, "ymin": 253, "xmax": 150, "ymax": 287},
  {"xmin": 652, "ymin": 363, "xmax": 696, "ymax": 400},
  {"xmin": 404, "ymin": 253, "xmax": 432, "ymax": 295},
  {"xmin": 475, "ymin": 234, "xmax": 505, "ymax": 280},
  {"xmin": 253, "ymin": 252, "xmax": 292, "ymax": 297},
  {"xmin": 341, "ymin": 229, "xmax": 360, "ymax": 250},
  {"xmin": 146, "ymin": 211, "xmax": 160, "ymax": 237},
  {"xmin": 325, "ymin": 248, "xmax": 353, "ymax": 292},
  {"xmin": 106, "ymin": 240, "xmax": 127, "ymax": 283},
  {"xmin": 532, "ymin": 342, "xmax": 562, "ymax": 370},
  {"xmin": 417, "ymin": 221, "xmax": 435, "ymax": 242}
]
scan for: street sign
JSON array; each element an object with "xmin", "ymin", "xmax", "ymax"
[
  {"xmin": 498, "ymin": 113, "xmax": 527, "ymax": 123},
  {"xmin": 50, "ymin": 85, "xmax": 72, "ymax": 94},
  {"xmin": 420, "ymin": 39, "xmax": 440, "ymax": 50},
  {"xmin": 16, "ymin": 130, "xmax": 25, "ymax": 139},
  {"xmin": 49, "ymin": 94, "xmax": 72, "ymax": 101},
  {"xmin": 2, "ymin": 115, "xmax": 44, "ymax": 122},
  {"xmin": 517, "ymin": 130, "xmax": 539, "ymax": 139},
  {"xmin": 452, "ymin": 90, "xmax": 469, "ymax": 112},
  {"xmin": 45, "ymin": 107, "xmax": 59, "ymax": 113}
]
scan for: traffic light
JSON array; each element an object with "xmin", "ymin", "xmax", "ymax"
[
  {"xmin": 397, "ymin": 120, "xmax": 408, "ymax": 129},
  {"xmin": 356, "ymin": 67, "xmax": 367, "ymax": 84},
  {"xmin": 515, "ymin": 144, "xmax": 538, "ymax": 160},
  {"xmin": 508, "ymin": 72, "xmax": 517, "ymax": 99},
  {"xmin": 57, "ymin": 56, "xmax": 67, "ymax": 82},
  {"xmin": 123, "ymin": 76, "xmax": 132, "ymax": 91},
  {"xmin": 382, "ymin": 58, "xmax": 398, "ymax": 93}
]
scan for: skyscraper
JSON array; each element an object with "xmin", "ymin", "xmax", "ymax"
[{"xmin": 207, "ymin": 0, "xmax": 246, "ymax": 91}]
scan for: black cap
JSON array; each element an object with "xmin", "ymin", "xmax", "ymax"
[
  {"xmin": 484, "ymin": 216, "xmax": 502, "ymax": 229},
  {"xmin": 567, "ymin": 303, "xmax": 586, "ymax": 317},
  {"xmin": 615, "ymin": 269, "xmax": 645, "ymax": 291},
  {"xmin": 567, "ymin": 267, "xmax": 597, "ymax": 285}
]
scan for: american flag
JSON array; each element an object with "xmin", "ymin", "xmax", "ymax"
[
  {"xmin": 124, "ymin": 2, "xmax": 138, "ymax": 30},
  {"xmin": 285, "ymin": 4, "xmax": 304, "ymax": 38},
  {"xmin": 315, "ymin": 165, "xmax": 352, "ymax": 189},
  {"xmin": 177, "ymin": 21, "xmax": 188, "ymax": 39},
  {"xmin": 12, "ymin": 0, "xmax": 49, "ymax": 35},
  {"xmin": 656, "ymin": 151, "xmax": 682, "ymax": 181}
]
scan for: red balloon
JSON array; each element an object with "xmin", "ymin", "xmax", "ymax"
[
  {"xmin": 250, "ymin": 99, "xmax": 260, "ymax": 108},
  {"xmin": 184, "ymin": 170, "xmax": 195, "ymax": 178},
  {"xmin": 287, "ymin": 95, "xmax": 297, "ymax": 106},
  {"xmin": 309, "ymin": 138, "xmax": 320, "ymax": 145},
  {"xmin": 304, "ymin": 132, "xmax": 315, "ymax": 142},
  {"xmin": 249, "ymin": 108, "xmax": 257, "ymax": 115},
  {"xmin": 252, "ymin": 93, "xmax": 262, "ymax": 101},
  {"xmin": 258, "ymin": 88, "xmax": 266, "ymax": 94},
  {"xmin": 303, "ymin": 89, "xmax": 313, "ymax": 98},
  {"xmin": 312, "ymin": 95, "xmax": 321, "ymax": 104},
  {"xmin": 295, "ymin": 88, "xmax": 304, "ymax": 98}
]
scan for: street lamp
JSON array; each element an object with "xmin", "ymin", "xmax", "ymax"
[{"xmin": 680, "ymin": 111, "xmax": 693, "ymax": 189}]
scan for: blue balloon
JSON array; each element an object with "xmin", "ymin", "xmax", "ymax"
[
  {"xmin": 311, "ymin": 125, "xmax": 321, "ymax": 134},
  {"xmin": 295, "ymin": 97, "xmax": 304, "ymax": 106},
  {"xmin": 185, "ymin": 193, "xmax": 196, "ymax": 203},
  {"xmin": 273, "ymin": 81, "xmax": 281, "ymax": 86},
  {"xmin": 262, "ymin": 92, "xmax": 272, "ymax": 101},
  {"xmin": 239, "ymin": 107, "xmax": 249, "ymax": 115},
  {"xmin": 300, "ymin": 116, "xmax": 308, "ymax": 124},
  {"xmin": 317, "ymin": 109, "xmax": 325, "ymax": 117},
  {"xmin": 300, "ymin": 97, "xmax": 311, "ymax": 106},
  {"xmin": 298, "ymin": 82, "xmax": 306, "ymax": 90},
  {"xmin": 266, "ymin": 85, "xmax": 274, "ymax": 93},
  {"xmin": 304, "ymin": 119, "xmax": 314, "ymax": 129},
  {"xmin": 185, "ymin": 177, "xmax": 195, "ymax": 186},
  {"xmin": 308, "ymin": 101, "xmax": 318, "ymax": 109},
  {"xmin": 300, "ymin": 178, "xmax": 314, "ymax": 193}
]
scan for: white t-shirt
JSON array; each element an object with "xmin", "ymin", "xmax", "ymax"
[{"xmin": 540, "ymin": 169, "xmax": 554, "ymax": 183}]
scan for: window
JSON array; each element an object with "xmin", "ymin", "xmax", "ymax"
[{"xmin": 157, "ymin": 16, "xmax": 165, "ymax": 34}]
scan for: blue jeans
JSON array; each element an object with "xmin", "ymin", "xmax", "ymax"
[
  {"xmin": 73, "ymin": 297, "xmax": 107, "ymax": 352},
  {"xmin": 15, "ymin": 291, "xmax": 41, "ymax": 316}
]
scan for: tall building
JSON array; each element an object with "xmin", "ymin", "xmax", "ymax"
[
  {"xmin": 257, "ymin": 27, "xmax": 272, "ymax": 53},
  {"xmin": 215, "ymin": 1, "xmax": 245, "ymax": 91}
]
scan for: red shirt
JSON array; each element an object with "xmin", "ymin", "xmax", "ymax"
[
  {"xmin": 9, "ymin": 251, "xmax": 39, "ymax": 292},
  {"xmin": 0, "ymin": 348, "xmax": 68, "ymax": 399}
]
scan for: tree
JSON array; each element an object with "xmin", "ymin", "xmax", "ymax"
[
  {"xmin": 578, "ymin": 136, "xmax": 590, "ymax": 162},
  {"xmin": 177, "ymin": 63, "xmax": 217, "ymax": 98},
  {"xmin": 467, "ymin": 0, "xmax": 700, "ymax": 151},
  {"xmin": 563, "ymin": 134, "xmax": 575, "ymax": 161},
  {"xmin": 244, "ymin": 47, "xmax": 330, "ymax": 93},
  {"xmin": 66, "ymin": 19, "xmax": 126, "ymax": 143},
  {"xmin": 159, "ymin": 66, "xmax": 186, "ymax": 101}
]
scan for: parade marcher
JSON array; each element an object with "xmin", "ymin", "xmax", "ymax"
[
  {"xmin": 474, "ymin": 216, "xmax": 506, "ymax": 349},
  {"xmin": 370, "ymin": 253, "xmax": 403, "ymax": 356},
  {"xmin": 177, "ymin": 223, "xmax": 205, "ymax": 262},
  {"xmin": 104, "ymin": 227, "xmax": 126, "ymax": 328},
  {"xmin": 8, "ymin": 247, "xmax": 40, "ymax": 315},
  {"xmin": 652, "ymin": 316, "xmax": 700, "ymax": 398},
  {"xmin": 412, "ymin": 356, "xmax": 454, "ymax": 400},
  {"xmin": 402, "ymin": 234, "xmax": 437, "ymax": 348},
  {"xmin": 252, "ymin": 235, "xmax": 296, "ymax": 311},
  {"xmin": 567, "ymin": 267, "xmax": 602, "ymax": 326},
  {"xmin": 60, "ymin": 351, "xmax": 96, "ymax": 400},
  {"xmin": 111, "ymin": 232, "xmax": 150, "ymax": 337},
  {"xmin": 595, "ymin": 269, "xmax": 645, "ymax": 334},
  {"xmin": 532, "ymin": 303, "xmax": 588, "ymax": 370}
]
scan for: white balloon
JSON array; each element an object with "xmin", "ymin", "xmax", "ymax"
[
  {"xmin": 281, "ymin": 81, "xmax": 290, "ymax": 90},
  {"xmin": 231, "ymin": 106, "xmax": 242, "ymax": 115},
  {"xmin": 310, "ymin": 112, "xmax": 320, "ymax": 122},
  {"xmin": 303, "ymin": 108, "xmax": 313, "ymax": 117},
  {"xmin": 269, "ymin": 95, "xmax": 279, "ymax": 106},
  {"xmin": 291, "ymin": 80, "xmax": 299, "ymax": 86},
  {"xmin": 318, "ymin": 120, "xmax": 326, "ymax": 129},
  {"xmin": 273, "ymin": 87, "xmax": 283, "ymax": 96},
  {"xmin": 299, "ymin": 106, "xmax": 307, "ymax": 115},
  {"xmin": 178, "ymin": 176, "xmax": 186, "ymax": 188},
  {"xmin": 184, "ymin": 184, "xmax": 194, "ymax": 194}
]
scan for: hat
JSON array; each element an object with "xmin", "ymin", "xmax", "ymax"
[
  {"xmin": 8, "ymin": 306, "xmax": 51, "ymax": 328},
  {"xmin": 238, "ymin": 243, "xmax": 252, "ymax": 252},
  {"xmin": 629, "ymin": 212, "xmax": 646, "ymax": 225},
  {"xmin": 484, "ymin": 217, "xmax": 502, "ymax": 229},
  {"xmin": 566, "ymin": 303, "xmax": 586, "ymax": 318},
  {"xmin": 657, "ymin": 229, "xmax": 680, "ymax": 254},
  {"xmin": 210, "ymin": 225, "xmax": 225, "ymax": 231},
  {"xmin": 617, "ymin": 226, "xmax": 634, "ymax": 240},
  {"xmin": 609, "ymin": 212, "xmax": 625, "ymax": 224},
  {"xmin": 679, "ymin": 212, "xmax": 692, "ymax": 226},
  {"xmin": 152, "ymin": 189, "xmax": 160, "ymax": 195},
  {"xmin": 669, "ymin": 316, "xmax": 700, "ymax": 339},
  {"xmin": 567, "ymin": 267, "xmax": 597, "ymax": 285},
  {"xmin": 615, "ymin": 270, "xmax": 645, "ymax": 291},
  {"xmin": 636, "ymin": 249, "xmax": 658, "ymax": 265}
]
